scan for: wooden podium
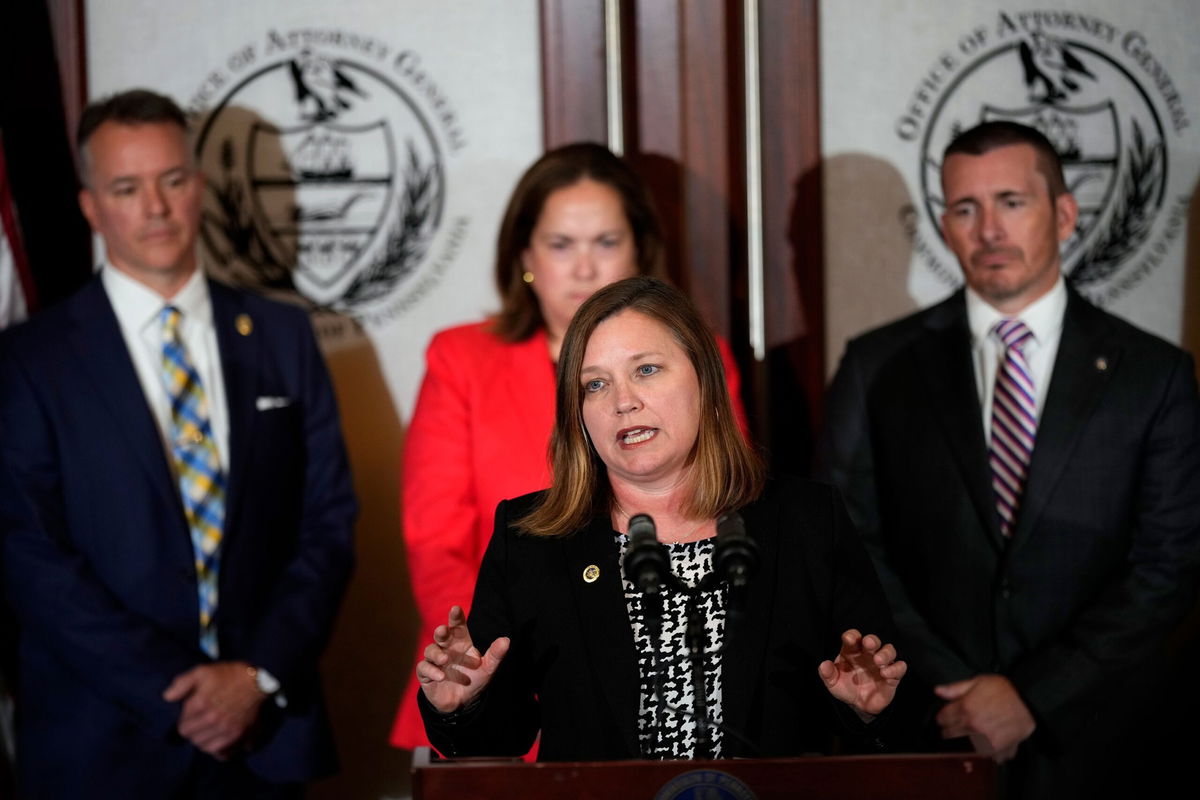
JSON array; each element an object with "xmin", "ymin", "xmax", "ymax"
[{"xmin": 411, "ymin": 749, "xmax": 996, "ymax": 799}]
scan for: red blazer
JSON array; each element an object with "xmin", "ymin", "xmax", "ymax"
[{"xmin": 390, "ymin": 319, "xmax": 748, "ymax": 748}]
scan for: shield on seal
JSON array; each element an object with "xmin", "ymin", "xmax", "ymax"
[
  {"xmin": 980, "ymin": 102, "xmax": 1119, "ymax": 257},
  {"xmin": 247, "ymin": 119, "xmax": 395, "ymax": 292}
]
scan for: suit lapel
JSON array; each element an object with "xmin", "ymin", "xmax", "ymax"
[
  {"xmin": 1010, "ymin": 291, "xmax": 1116, "ymax": 550},
  {"xmin": 562, "ymin": 516, "xmax": 641, "ymax": 755},
  {"xmin": 912, "ymin": 295, "xmax": 1005, "ymax": 550},
  {"xmin": 68, "ymin": 279, "xmax": 182, "ymax": 518},
  {"xmin": 208, "ymin": 281, "xmax": 259, "ymax": 538}
]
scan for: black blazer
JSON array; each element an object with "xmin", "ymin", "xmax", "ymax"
[
  {"xmin": 818, "ymin": 288, "xmax": 1200, "ymax": 793},
  {"xmin": 0, "ymin": 277, "xmax": 357, "ymax": 796},
  {"xmin": 421, "ymin": 475, "xmax": 902, "ymax": 761}
]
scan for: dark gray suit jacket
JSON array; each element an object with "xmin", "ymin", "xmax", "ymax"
[{"xmin": 818, "ymin": 287, "xmax": 1200, "ymax": 796}]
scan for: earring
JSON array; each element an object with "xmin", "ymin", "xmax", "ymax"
[{"xmin": 522, "ymin": 271, "xmax": 535, "ymax": 284}]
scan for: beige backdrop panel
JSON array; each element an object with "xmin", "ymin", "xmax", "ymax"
[{"xmin": 821, "ymin": 0, "xmax": 1200, "ymax": 375}]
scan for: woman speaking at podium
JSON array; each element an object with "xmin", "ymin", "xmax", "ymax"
[
  {"xmin": 415, "ymin": 277, "xmax": 905, "ymax": 760},
  {"xmin": 392, "ymin": 145, "xmax": 747, "ymax": 751}
]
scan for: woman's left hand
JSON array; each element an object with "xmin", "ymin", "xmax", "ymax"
[{"xmin": 817, "ymin": 628, "xmax": 907, "ymax": 717}]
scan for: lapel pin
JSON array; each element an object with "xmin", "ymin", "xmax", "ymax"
[
  {"xmin": 582, "ymin": 564, "xmax": 600, "ymax": 583},
  {"xmin": 236, "ymin": 314, "xmax": 253, "ymax": 336},
  {"xmin": 1095, "ymin": 356, "xmax": 1108, "ymax": 372}
]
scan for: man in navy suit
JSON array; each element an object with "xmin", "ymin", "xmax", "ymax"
[
  {"xmin": 818, "ymin": 121, "xmax": 1200, "ymax": 797},
  {"xmin": 0, "ymin": 89, "xmax": 356, "ymax": 797}
]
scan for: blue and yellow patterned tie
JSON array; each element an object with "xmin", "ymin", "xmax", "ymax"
[{"xmin": 159, "ymin": 305, "xmax": 225, "ymax": 658}]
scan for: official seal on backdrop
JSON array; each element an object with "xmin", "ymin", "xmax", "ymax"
[
  {"xmin": 191, "ymin": 31, "xmax": 469, "ymax": 330},
  {"xmin": 896, "ymin": 11, "xmax": 1191, "ymax": 305}
]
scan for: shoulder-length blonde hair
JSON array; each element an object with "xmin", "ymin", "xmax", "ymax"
[
  {"xmin": 491, "ymin": 143, "xmax": 665, "ymax": 342},
  {"xmin": 519, "ymin": 276, "xmax": 763, "ymax": 537}
]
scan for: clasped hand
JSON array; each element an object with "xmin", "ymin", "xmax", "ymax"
[
  {"xmin": 417, "ymin": 605, "xmax": 510, "ymax": 714},
  {"xmin": 163, "ymin": 661, "xmax": 265, "ymax": 758},
  {"xmin": 934, "ymin": 673, "xmax": 1035, "ymax": 762},
  {"xmin": 817, "ymin": 629, "xmax": 906, "ymax": 717}
]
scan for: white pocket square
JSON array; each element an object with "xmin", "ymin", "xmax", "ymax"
[{"xmin": 256, "ymin": 396, "xmax": 293, "ymax": 411}]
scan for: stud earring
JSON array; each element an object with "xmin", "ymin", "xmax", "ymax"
[{"xmin": 522, "ymin": 271, "xmax": 535, "ymax": 284}]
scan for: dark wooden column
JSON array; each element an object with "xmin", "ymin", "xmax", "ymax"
[
  {"xmin": 756, "ymin": 0, "xmax": 825, "ymax": 470},
  {"xmin": 631, "ymin": 0, "xmax": 737, "ymax": 340},
  {"xmin": 540, "ymin": 0, "xmax": 608, "ymax": 147}
]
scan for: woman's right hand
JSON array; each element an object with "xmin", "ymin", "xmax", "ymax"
[{"xmin": 416, "ymin": 605, "xmax": 510, "ymax": 714}]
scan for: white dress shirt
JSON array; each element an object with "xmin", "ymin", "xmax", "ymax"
[
  {"xmin": 966, "ymin": 275, "xmax": 1067, "ymax": 444},
  {"xmin": 101, "ymin": 265, "xmax": 230, "ymax": 471}
]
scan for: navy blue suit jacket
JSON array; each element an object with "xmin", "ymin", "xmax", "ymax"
[{"xmin": 0, "ymin": 276, "xmax": 356, "ymax": 796}]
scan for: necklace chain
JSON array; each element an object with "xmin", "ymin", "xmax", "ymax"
[{"xmin": 660, "ymin": 519, "xmax": 708, "ymax": 544}]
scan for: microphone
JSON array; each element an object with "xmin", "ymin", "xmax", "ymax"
[
  {"xmin": 715, "ymin": 512, "xmax": 756, "ymax": 641},
  {"xmin": 623, "ymin": 513, "xmax": 672, "ymax": 595},
  {"xmin": 714, "ymin": 512, "xmax": 757, "ymax": 589},
  {"xmin": 623, "ymin": 513, "xmax": 672, "ymax": 759}
]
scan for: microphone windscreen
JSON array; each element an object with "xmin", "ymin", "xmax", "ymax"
[
  {"xmin": 715, "ymin": 511, "xmax": 757, "ymax": 588},
  {"xmin": 716, "ymin": 511, "xmax": 747, "ymax": 543},
  {"xmin": 624, "ymin": 513, "xmax": 669, "ymax": 594},
  {"xmin": 628, "ymin": 513, "xmax": 656, "ymax": 544}
]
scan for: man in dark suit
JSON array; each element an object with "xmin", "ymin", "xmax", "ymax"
[
  {"xmin": 0, "ymin": 89, "xmax": 356, "ymax": 797},
  {"xmin": 818, "ymin": 121, "xmax": 1200, "ymax": 797}
]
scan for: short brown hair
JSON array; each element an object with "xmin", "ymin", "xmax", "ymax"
[
  {"xmin": 492, "ymin": 143, "xmax": 665, "ymax": 342},
  {"xmin": 519, "ymin": 276, "xmax": 763, "ymax": 537},
  {"xmin": 77, "ymin": 89, "xmax": 189, "ymax": 186},
  {"xmin": 942, "ymin": 120, "xmax": 1067, "ymax": 197}
]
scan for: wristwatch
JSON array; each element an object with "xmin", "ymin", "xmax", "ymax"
[{"xmin": 248, "ymin": 665, "xmax": 287, "ymax": 707}]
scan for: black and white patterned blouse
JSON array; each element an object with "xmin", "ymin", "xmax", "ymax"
[{"xmin": 617, "ymin": 533, "xmax": 727, "ymax": 759}]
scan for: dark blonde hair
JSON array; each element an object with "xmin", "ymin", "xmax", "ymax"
[
  {"xmin": 492, "ymin": 143, "xmax": 665, "ymax": 342},
  {"xmin": 519, "ymin": 276, "xmax": 763, "ymax": 537}
]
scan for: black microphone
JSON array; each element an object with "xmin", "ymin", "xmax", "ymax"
[
  {"xmin": 624, "ymin": 513, "xmax": 672, "ymax": 595},
  {"xmin": 624, "ymin": 513, "xmax": 672, "ymax": 759},
  {"xmin": 714, "ymin": 512, "xmax": 757, "ymax": 588}
]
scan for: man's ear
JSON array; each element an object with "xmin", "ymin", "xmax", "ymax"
[
  {"xmin": 1054, "ymin": 192, "xmax": 1079, "ymax": 243},
  {"xmin": 78, "ymin": 187, "xmax": 97, "ymax": 231}
]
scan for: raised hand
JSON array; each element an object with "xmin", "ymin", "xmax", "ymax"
[
  {"xmin": 817, "ymin": 628, "xmax": 907, "ymax": 716},
  {"xmin": 417, "ymin": 605, "xmax": 510, "ymax": 714}
]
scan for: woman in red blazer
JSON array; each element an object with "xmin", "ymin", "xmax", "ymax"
[{"xmin": 390, "ymin": 144, "xmax": 747, "ymax": 749}]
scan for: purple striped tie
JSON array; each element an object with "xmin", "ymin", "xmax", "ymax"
[{"xmin": 990, "ymin": 319, "xmax": 1036, "ymax": 537}]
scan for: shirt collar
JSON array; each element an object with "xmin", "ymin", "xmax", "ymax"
[
  {"xmin": 965, "ymin": 274, "xmax": 1067, "ymax": 348},
  {"xmin": 101, "ymin": 264, "xmax": 211, "ymax": 336}
]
